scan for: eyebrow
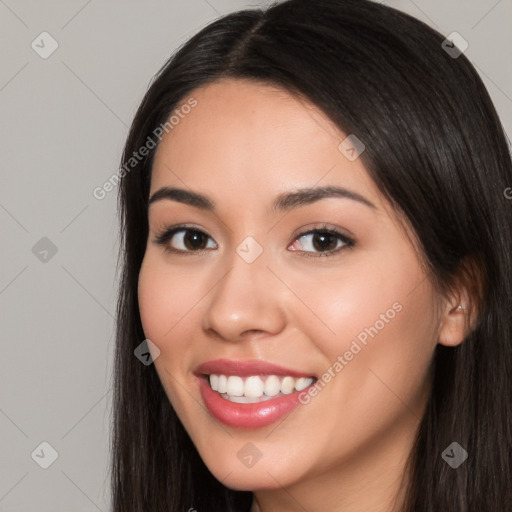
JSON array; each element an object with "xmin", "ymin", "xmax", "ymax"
[{"xmin": 148, "ymin": 185, "xmax": 376, "ymax": 212}]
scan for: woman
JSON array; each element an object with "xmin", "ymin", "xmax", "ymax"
[{"xmin": 111, "ymin": 0, "xmax": 512, "ymax": 510}]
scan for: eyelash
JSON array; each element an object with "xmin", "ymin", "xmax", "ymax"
[{"xmin": 153, "ymin": 224, "xmax": 355, "ymax": 258}]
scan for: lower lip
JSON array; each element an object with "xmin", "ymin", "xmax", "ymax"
[{"xmin": 197, "ymin": 376, "xmax": 313, "ymax": 429}]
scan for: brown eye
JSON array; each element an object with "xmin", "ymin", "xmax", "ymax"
[
  {"xmin": 289, "ymin": 228, "xmax": 354, "ymax": 256},
  {"xmin": 311, "ymin": 232, "xmax": 339, "ymax": 251},
  {"xmin": 155, "ymin": 227, "xmax": 217, "ymax": 253},
  {"xmin": 182, "ymin": 230, "xmax": 209, "ymax": 250}
]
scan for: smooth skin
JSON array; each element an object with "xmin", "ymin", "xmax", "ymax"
[{"xmin": 137, "ymin": 78, "xmax": 471, "ymax": 512}]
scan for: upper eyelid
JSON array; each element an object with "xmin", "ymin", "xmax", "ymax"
[
  {"xmin": 155, "ymin": 225, "xmax": 350, "ymax": 240},
  {"xmin": 154, "ymin": 224, "xmax": 354, "ymax": 252}
]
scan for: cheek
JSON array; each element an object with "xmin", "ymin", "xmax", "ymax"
[
  {"xmin": 274, "ymin": 255, "xmax": 437, "ymax": 469},
  {"xmin": 291, "ymin": 249, "xmax": 437, "ymax": 401},
  {"xmin": 287, "ymin": 255, "xmax": 413, "ymax": 352},
  {"xmin": 137, "ymin": 254, "xmax": 204, "ymax": 414},
  {"xmin": 138, "ymin": 254, "xmax": 202, "ymax": 343}
]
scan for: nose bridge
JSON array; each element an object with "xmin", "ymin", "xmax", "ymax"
[{"xmin": 201, "ymin": 239, "xmax": 286, "ymax": 340}]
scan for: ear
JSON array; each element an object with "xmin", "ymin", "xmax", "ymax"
[
  {"xmin": 437, "ymin": 289, "xmax": 471, "ymax": 347},
  {"xmin": 437, "ymin": 256, "xmax": 484, "ymax": 347}
]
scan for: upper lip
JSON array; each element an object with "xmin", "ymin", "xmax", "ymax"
[{"xmin": 195, "ymin": 359, "xmax": 317, "ymax": 379}]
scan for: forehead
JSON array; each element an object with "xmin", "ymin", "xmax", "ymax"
[{"xmin": 149, "ymin": 78, "xmax": 384, "ymax": 211}]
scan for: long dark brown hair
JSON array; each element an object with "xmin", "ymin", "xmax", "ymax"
[{"xmin": 111, "ymin": 0, "xmax": 512, "ymax": 510}]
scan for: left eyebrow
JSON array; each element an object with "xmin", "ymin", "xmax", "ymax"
[
  {"xmin": 148, "ymin": 187, "xmax": 214, "ymax": 210},
  {"xmin": 147, "ymin": 185, "xmax": 377, "ymax": 213},
  {"xmin": 272, "ymin": 186, "xmax": 377, "ymax": 213}
]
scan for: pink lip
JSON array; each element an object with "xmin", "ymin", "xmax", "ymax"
[
  {"xmin": 194, "ymin": 358, "xmax": 316, "ymax": 378},
  {"xmin": 197, "ymin": 375, "xmax": 315, "ymax": 428},
  {"xmin": 194, "ymin": 359, "xmax": 317, "ymax": 429}
]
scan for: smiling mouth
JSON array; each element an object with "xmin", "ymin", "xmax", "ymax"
[{"xmin": 203, "ymin": 373, "xmax": 317, "ymax": 403}]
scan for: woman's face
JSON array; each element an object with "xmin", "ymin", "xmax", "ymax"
[{"xmin": 138, "ymin": 78, "xmax": 443, "ymax": 493}]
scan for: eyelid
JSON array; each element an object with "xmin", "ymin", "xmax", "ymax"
[
  {"xmin": 153, "ymin": 224, "xmax": 210, "ymax": 244},
  {"xmin": 153, "ymin": 223, "xmax": 355, "ymax": 257},
  {"xmin": 290, "ymin": 222, "xmax": 354, "ymax": 243},
  {"xmin": 288, "ymin": 224, "xmax": 355, "ymax": 257},
  {"xmin": 153, "ymin": 224, "xmax": 216, "ymax": 255}
]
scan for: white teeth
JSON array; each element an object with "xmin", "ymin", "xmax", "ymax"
[
  {"xmin": 281, "ymin": 376, "xmax": 295, "ymax": 394},
  {"xmin": 295, "ymin": 377, "xmax": 312, "ymax": 391},
  {"xmin": 244, "ymin": 376, "xmax": 265, "ymax": 398},
  {"xmin": 209, "ymin": 374, "xmax": 219, "ymax": 392},
  {"xmin": 264, "ymin": 375, "xmax": 281, "ymax": 397},
  {"xmin": 227, "ymin": 395, "xmax": 274, "ymax": 404},
  {"xmin": 226, "ymin": 376, "xmax": 244, "ymax": 396},
  {"xmin": 217, "ymin": 375, "xmax": 228, "ymax": 394},
  {"xmin": 208, "ymin": 374, "xmax": 314, "ymax": 400}
]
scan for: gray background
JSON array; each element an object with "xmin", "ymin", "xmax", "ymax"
[{"xmin": 1, "ymin": 1, "xmax": 511, "ymax": 510}]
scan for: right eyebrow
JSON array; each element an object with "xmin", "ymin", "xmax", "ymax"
[
  {"xmin": 148, "ymin": 187, "xmax": 214, "ymax": 211},
  {"xmin": 147, "ymin": 184, "xmax": 377, "ymax": 213}
]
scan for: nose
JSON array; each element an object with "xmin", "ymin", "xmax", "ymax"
[{"xmin": 201, "ymin": 249, "xmax": 288, "ymax": 342}]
